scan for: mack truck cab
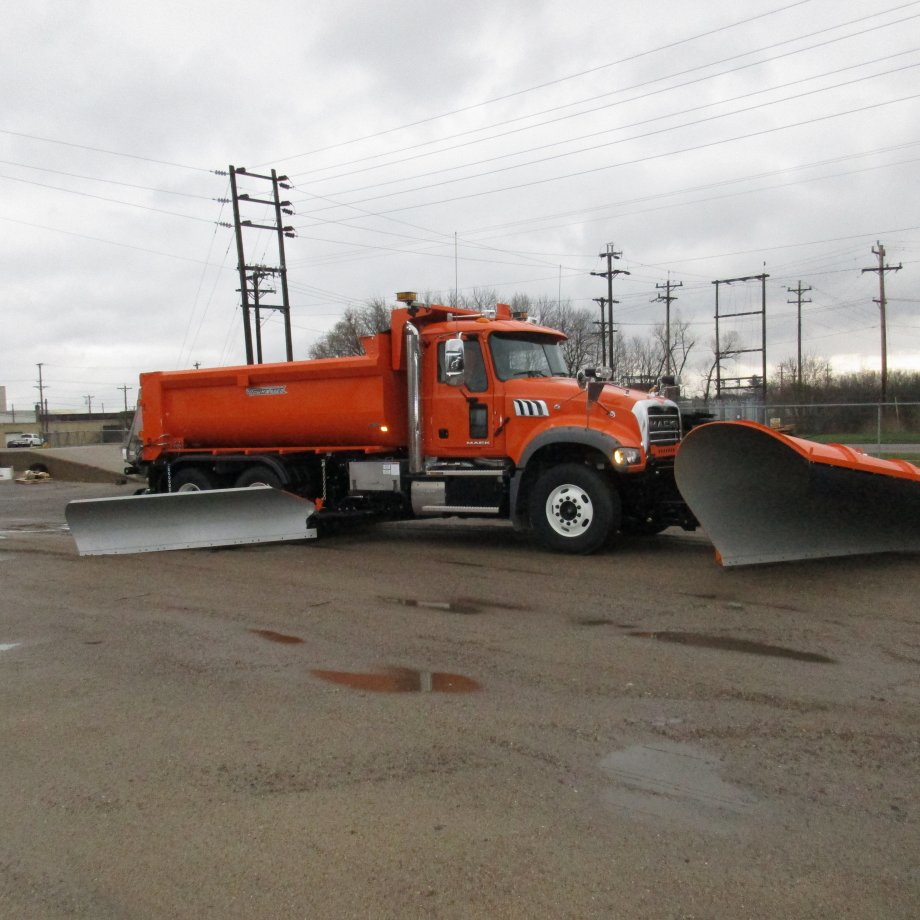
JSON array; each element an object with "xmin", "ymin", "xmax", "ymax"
[{"xmin": 395, "ymin": 298, "xmax": 694, "ymax": 553}]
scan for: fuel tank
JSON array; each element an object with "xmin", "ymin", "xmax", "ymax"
[{"xmin": 140, "ymin": 333, "xmax": 408, "ymax": 456}]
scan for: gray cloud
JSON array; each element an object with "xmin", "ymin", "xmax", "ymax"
[{"xmin": 2, "ymin": 0, "xmax": 918, "ymax": 413}]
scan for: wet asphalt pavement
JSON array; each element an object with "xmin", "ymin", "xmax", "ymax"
[{"xmin": 1, "ymin": 480, "xmax": 918, "ymax": 918}]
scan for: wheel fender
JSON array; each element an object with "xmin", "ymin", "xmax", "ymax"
[{"xmin": 509, "ymin": 427, "xmax": 621, "ymax": 526}]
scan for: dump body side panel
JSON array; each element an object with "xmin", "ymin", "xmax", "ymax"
[{"xmin": 140, "ymin": 333, "xmax": 407, "ymax": 458}]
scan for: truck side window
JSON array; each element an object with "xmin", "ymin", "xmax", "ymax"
[{"xmin": 438, "ymin": 339, "xmax": 487, "ymax": 392}]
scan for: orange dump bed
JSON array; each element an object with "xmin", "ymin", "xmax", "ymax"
[{"xmin": 140, "ymin": 333, "xmax": 408, "ymax": 458}]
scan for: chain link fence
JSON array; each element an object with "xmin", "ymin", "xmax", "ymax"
[{"xmin": 681, "ymin": 401, "xmax": 920, "ymax": 455}]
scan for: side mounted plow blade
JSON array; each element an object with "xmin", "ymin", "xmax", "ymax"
[
  {"xmin": 675, "ymin": 421, "xmax": 920, "ymax": 566},
  {"xmin": 66, "ymin": 485, "xmax": 318, "ymax": 556}
]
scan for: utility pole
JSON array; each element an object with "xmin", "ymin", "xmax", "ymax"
[
  {"xmin": 224, "ymin": 165, "xmax": 297, "ymax": 364},
  {"xmin": 786, "ymin": 281, "xmax": 811, "ymax": 390},
  {"xmin": 591, "ymin": 244, "xmax": 629, "ymax": 373},
  {"xmin": 238, "ymin": 268, "xmax": 277, "ymax": 365},
  {"xmin": 35, "ymin": 363, "xmax": 46, "ymax": 439},
  {"xmin": 712, "ymin": 273, "xmax": 769, "ymax": 404},
  {"xmin": 861, "ymin": 241, "xmax": 902, "ymax": 402},
  {"xmin": 118, "ymin": 384, "xmax": 133, "ymax": 431},
  {"xmin": 653, "ymin": 277, "xmax": 683, "ymax": 377},
  {"xmin": 592, "ymin": 297, "xmax": 608, "ymax": 366},
  {"xmin": 84, "ymin": 395, "xmax": 94, "ymax": 414}
]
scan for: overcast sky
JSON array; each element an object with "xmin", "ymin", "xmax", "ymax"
[{"xmin": 2, "ymin": 0, "xmax": 919, "ymax": 413}]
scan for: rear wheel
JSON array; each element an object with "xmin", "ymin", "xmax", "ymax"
[
  {"xmin": 171, "ymin": 468, "xmax": 215, "ymax": 492},
  {"xmin": 234, "ymin": 465, "xmax": 283, "ymax": 489},
  {"xmin": 529, "ymin": 463, "xmax": 618, "ymax": 554}
]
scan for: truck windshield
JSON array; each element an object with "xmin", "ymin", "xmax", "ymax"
[{"xmin": 489, "ymin": 333, "xmax": 568, "ymax": 380}]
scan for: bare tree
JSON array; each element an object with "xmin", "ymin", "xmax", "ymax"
[
  {"xmin": 699, "ymin": 331, "xmax": 742, "ymax": 404},
  {"xmin": 653, "ymin": 313, "xmax": 696, "ymax": 380},
  {"xmin": 464, "ymin": 287, "xmax": 499, "ymax": 312},
  {"xmin": 770, "ymin": 353, "xmax": 834, "ymax": 400},
  {"xmin": 518, "ymin": 296, "xmax": 601, "ymax": 375},
  {"xmin": 620, "ymin": 335, "xmax": 666, "ymax": 387},
  {"xmin": 308, "ymin": 298, "xmax": 390, "ymax": 358},
  {"xmin": 547, "ymin": 303, "xmax": 597, "ymax": 376}
]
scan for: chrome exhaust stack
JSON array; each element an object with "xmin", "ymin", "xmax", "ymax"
[{"xmin": 405, "ymin": 321, "xmax": 423, "ymax": 474}]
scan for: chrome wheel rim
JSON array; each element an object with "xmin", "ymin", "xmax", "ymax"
[{"xmin": 545, "ymin": 483, "xmax": 593, "ymax": 537}]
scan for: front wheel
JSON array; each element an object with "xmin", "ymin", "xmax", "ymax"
[{"xmin": 529, "ymin": 463, "xmax": 619, "ymax": 554}]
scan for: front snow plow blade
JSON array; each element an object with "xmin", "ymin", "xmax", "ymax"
[
  {"xmin": 66, "ymin": 485, "xmax": 317, "ymax": 556},
  {"xmin": 675, "ymin": 421, "xmax": 920, "ymax": 566}
]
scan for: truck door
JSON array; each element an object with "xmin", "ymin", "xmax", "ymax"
[{"xmin": 422, "ymin": 335, "xmax": 498, "ymax": 457}]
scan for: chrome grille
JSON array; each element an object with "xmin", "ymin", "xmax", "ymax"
[
  {"xmin": 637, "ymin": 403, "xmax": 682, "ymax": 448},
  {"xmin": 646, "ymin": 405, "xmax": 681, "ymax": 444}
]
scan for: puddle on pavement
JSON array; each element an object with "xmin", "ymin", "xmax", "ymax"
[
  {"xmin": 628, "ymin": 631, "xmax": 835, "ymax": 663},
  {"xmin": 0, "ymin": 643, "xmax": 22, "ymax": 653},
  {"xmin": 574, "ymin": 618, "xmax": 636, "ymax": 628},
  {"xmin": 383, "ymin": 597, "xmax": 483, "ymax": 614},
  {"xmin": 381, "ymin": 596, "xmax": 525, "ymax": 615},
  {"xmin": 312, "ymin": 666, "xmax": 480, "ymax": 693},
  {"xmin": 249, "ymin": 629, "xmax": 305, "ymax": 644},
  {"xmin": 600, "ymin": 741, "xmax": 756, "ymax": 832}
]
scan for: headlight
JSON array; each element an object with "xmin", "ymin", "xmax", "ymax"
[{"xmin": 612, "ymin": 448, "xmax": 642, "ymax": 469}]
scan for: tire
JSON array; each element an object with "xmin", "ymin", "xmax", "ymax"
[
  {"xmin": 234, "ymin": 465, "xmax": 283, "ymax": 489},
  {"xmin": 171, "ymin": 468, "xmax": 215, "ymax": 492},
  {"xmin": 529, "ymin": 462, "xmax": 619, "ymax": 555}
]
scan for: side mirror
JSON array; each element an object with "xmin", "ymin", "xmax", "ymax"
[{"xmin": 444, "ymin": 337, "xmax": 465, "ymax": 387}]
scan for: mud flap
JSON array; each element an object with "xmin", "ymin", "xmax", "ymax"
[
  {"xmin": 675, "ymin": 421, "xmax": 920, "ymax": 566},
  {"xmin": 66, "ymin": 485, "xmax": 318, "ymax": 556}
]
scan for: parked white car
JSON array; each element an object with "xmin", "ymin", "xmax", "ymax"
[{"xmin": 6, "ymin": 434, "xmax": 44, "ymax": 448}]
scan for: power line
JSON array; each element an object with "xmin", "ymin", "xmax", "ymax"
[
  {"xmin": 450, "ymin": 142, "xmax": 920, "ymax": 241},
  {"xmin": 0, "ymin": 158, "xmax": 218, "ymax": 199},
  {"xmin": 0, "ymin": 214, "xmax": 225, "ymax": 264},
  {"xmin": 307, "ymin": 61, "xmax": 920, "ymax": 227},
  {"xmin": 268, "ymin": 0, "xmax": 821, "ymax": 167},
  {"xmin": 0, "ymin": 126, "xmax": 212, "ymax": 172},
  {"xmin": 0, "ymin": 171, "xmax": 219, "ymax": 223},
  {"xmin": 286, "ymin": 151, "xmax": 920, "ymax": 275},
  {"xmin": 298, "ymin": 92, "xmax": 920, "ymax": 219},
  {"xmin": 295, "ymin": 36, "xmax": 920, "ymax": 192}
]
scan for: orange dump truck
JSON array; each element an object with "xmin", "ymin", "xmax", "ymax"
[
  {"xmin": 121, "ymin": 299, "xmax": 694, "ymax": 554},
  {"xmin": 68, "ymin": 295, "xmax": 920, "ymax": 563}
]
